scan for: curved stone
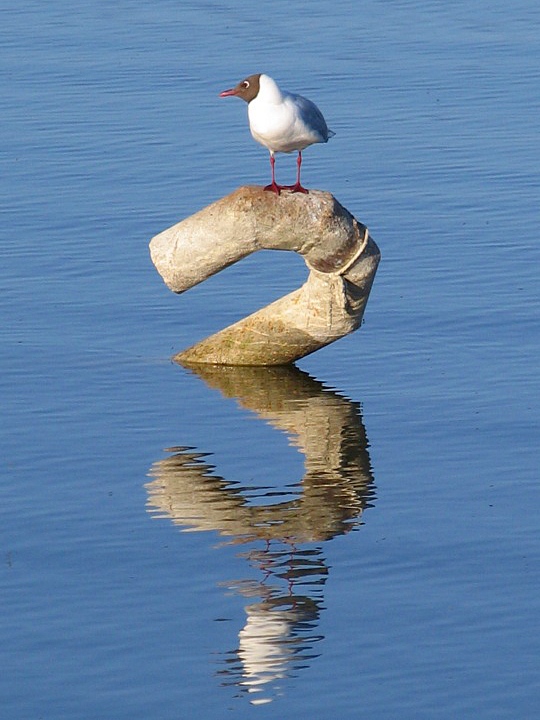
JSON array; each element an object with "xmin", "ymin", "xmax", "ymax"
[{"xmin": 149, "ymin": 185, "xmax": 380, "ymax": 365}]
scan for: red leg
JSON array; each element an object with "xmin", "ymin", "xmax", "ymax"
[
  {"xmin": 264, "ymin": 153, "xmax": 282, "ymax": 194},
  {"xmin": 290, "ymin": 151, "xmax": 309, "ymax": 194}
]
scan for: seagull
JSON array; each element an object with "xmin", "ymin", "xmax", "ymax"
[{"xmin": 219, "ymin": 73, "xmax": 335, "ymax": 194}]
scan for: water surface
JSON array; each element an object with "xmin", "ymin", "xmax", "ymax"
[{"xmin": 1, "ymin": 0, "xmax": 539, "ymax": 717}]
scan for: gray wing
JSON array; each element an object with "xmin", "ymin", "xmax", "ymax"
[{"xmin": 291, "ymin": 93, "xmax": 335, "ymax": 142}]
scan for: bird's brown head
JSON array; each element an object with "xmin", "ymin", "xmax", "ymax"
[{"xmin": 219, "ymin": 74, "xmax": 261, "ymax": 103}]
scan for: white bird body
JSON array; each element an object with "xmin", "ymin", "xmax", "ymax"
[
  {"xmin": 248, "ymin": 74, "xmax": 333, "ymax": 154},
  {"xmin": 220, "ymin": 73, "xmax": 334, "ymax": 194}
]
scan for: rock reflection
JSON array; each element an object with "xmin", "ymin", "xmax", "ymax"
[{"xmin": 146, "ymin": 365, "xmax": 376, "ymax": 703}]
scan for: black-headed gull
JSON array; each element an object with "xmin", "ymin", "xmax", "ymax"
[{"xmin": 219, "ymin": 73, "xmax": 335, "ymax": 194}]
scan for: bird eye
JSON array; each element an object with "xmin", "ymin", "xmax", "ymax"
[{"xmin": 242, "ymin": 80, "xmax": 250, "ymax": 88}]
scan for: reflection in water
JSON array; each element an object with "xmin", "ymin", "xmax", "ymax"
[
  {"xmin": 146, "ymin": 365, "xmax": 376, "ymax": 703},
  {"xmin": 218, "ymin": 544, "xmax": 326, "ymax": 704}
]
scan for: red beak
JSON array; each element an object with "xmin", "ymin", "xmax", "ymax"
[{"xmin": 219, "ymin": 88, "xmax": 239, "ymax": 97}]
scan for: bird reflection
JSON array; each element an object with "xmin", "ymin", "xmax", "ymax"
[
  {"xmin": 146, "ymin": 365, "xmax": 376, "ymax": 704},
  {"xmin": 218, "ymin": 543, "xmax": 326, "ymax": 703}
]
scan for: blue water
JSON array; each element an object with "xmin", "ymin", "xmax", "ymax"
[{"xmin": 2, "ymin": 0, "xmax": 539, "ymax": 717}]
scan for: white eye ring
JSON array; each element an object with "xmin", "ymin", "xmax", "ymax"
[{"xmin": 243, "ymin": 80, "xmax": 250, "ymax": 88}]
